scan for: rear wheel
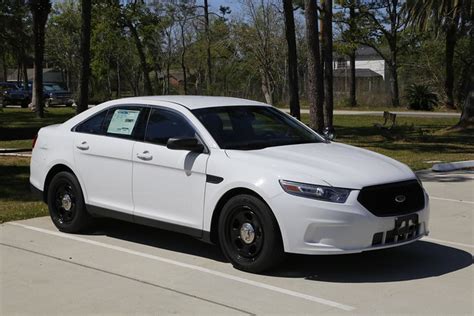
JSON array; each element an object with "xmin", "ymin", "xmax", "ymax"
[
  {"xmin": 218, "ymin": 194, "xmax": 284, "ymax": 273},
  {"xmin": 47, "ymin": 171, "xmax": 92, "ymax": 233}
]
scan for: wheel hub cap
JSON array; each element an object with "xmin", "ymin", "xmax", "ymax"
[
  {"xmin": 61, "ymin": 194, "xmax": 72, "ymax": 211},
  {"xmin": 240, "ymin": 222, "xmax": 255, "ymax": 244}
]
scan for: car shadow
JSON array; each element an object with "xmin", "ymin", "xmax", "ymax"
[
  {"xmin": 84, "ymin": 219, "xmax": 472, "ymax": 283},
  {"xmin": 85, "ymin": 219, "xmax": 227, "ymax": 263},
  {"xmin": 269, "ymin": 241, "xmax": 473, "ymax": 283}
]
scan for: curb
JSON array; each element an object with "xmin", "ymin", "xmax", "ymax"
[
  {"xmin": 0, "ymin": 148, "xmax": 31, "ymax": 153},
  {"xmin": 432, "ymin": 160, "xmax": 474, "ymax": 172}
]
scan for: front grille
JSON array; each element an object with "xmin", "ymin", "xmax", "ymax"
[{"xmin": 358, "ymin": 180, "xmax": 425, "ymax": 217}]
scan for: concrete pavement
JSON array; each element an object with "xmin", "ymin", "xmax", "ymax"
[{"xmin": 1, "ymin": 170, "xmax": 472, "ymax": 315}]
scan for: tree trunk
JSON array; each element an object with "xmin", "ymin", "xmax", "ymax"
[
  {"xmin": 77, "ymin": 0, "xmax": 92, "ymax": 114},
  {"xmin": 261, "ymin": 70, "xmax": 274, "ymax": 105},
  {"xmin": 204, "ymin": 0, "xmax": 212, "ymax": 94},
  {"xmin": 457, "ymin": 90, "xmax": 474, "ymax": 127},
  {"xmin": 388, "ymin": 61, "xmax": 399, "ymax": 107},
  {"xmin": 116, "ymin": 61, "xmax": 121, "ymax": 98},
  {"xmin": 445, "ymin": 26, "xmax": 457, "ymax": 109},
  {"xmin": 349, "ymin": 49, "xmax": 356, "ymax": 107},
  {"xmin": 180, "ymin": 24, "xmax": 188, "ymax": 95},
  {"xmin": 22, "ymin": 57, "xmax": 28, "ymax": 89},
  {"xmin": 29, "ymin": 0, "xmax": 51, "ymax": 118},
  {"xmin": 304, "ymin": 0, "xmax": 324, "ymax": 132},
  {"xmin": 2, "ymin": 52, "xmax": 7, "ymax": 82},
  {"xmin": 128, "ymin": 21, "xmax": 153, "ymax": 95},
  {"xmin": 322, "ymin": 0, "xmax": 333, "ymax": 129},
  {"xmin": 283, "ymin": 0, "xmax": 300, "ymax": 119},
  {"xmin": 349, "ymin": 2, "xmax": 356, "ymax": 107}
]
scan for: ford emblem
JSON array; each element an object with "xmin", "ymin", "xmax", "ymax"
[{"xmin": 395, "ymin": 195, "xmax": 406, "ymax": 203}]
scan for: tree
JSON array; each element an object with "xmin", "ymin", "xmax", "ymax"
[
  {"xmin": 335, "ymin": 0, "xmax": 358, "ymax": 107},
  {"xmin": 28, "ymin": 0, "xmax": 51, "ymax": 118},
  {"xmin": 77, "ymin": 0, "xmax": 92, "ymax": 114},
  {"xmin": 321, "ymin": 0, "xmax": 334, "ymax": 129},
  {"xmin": 46, "ymin": 1, "xmax": 81, "ymax": 92},
  {"xmin": 405, "ymin": 0, "xmax": 472, "ymax": 109},
  {"xmin": 283, "ymin": 0, "xmax": 301, "ymax": 119},
  {"xmin": 304, "ymin": 0, "xmax": 324, "ymax": 132},
  {"xmin": 121, "ymin": 1, "xmax": 155, "ymax": 95},
  {"xmin": 356, "ymin": 0, "xmax": 408, "ymax": 107},
  {"xmin": 203, "ymin": 0, "xmax": 212, "ymax": 93}
]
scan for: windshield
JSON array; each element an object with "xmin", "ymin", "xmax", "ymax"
[
  {"xmin": 44, "ymin": 84, "xmax": 63, "ymax": 91},
  {"xmin": 192, "ymin": 106, "xmax": 323, "ymax": 150}
]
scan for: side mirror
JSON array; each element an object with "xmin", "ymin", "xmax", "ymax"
[
  {"xmin": 323, "ymin": 127, "xmax": 336, "ymax": 141},
  {"xmin": 167, "ymin": 137, "xmax": 204, "ymax": 152}
]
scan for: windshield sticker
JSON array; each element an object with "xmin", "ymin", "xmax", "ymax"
[{"xmin": 107, "ymin": 109, "xmax": 140, "ymax": 135}]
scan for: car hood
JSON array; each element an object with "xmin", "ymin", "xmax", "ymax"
[{"xmin": 225, "ymin": 142, "xmax": 415, "ymax": 189}]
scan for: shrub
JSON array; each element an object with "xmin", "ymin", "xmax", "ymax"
[{"xmin": 405, "ymin": 84, "xmax": 438, "ymax": 111}]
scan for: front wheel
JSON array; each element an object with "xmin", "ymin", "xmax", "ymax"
[
  {"xmin": 47, "ymin": 171, "xmax": 92, "ymax": 233},
  {"xmin": 218, "ymin": 194, "xmax": 284, "ymax": 273}
]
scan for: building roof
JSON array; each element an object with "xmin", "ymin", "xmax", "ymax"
[
  {"xmin": 333, "ymin": 68, "xmax": 383, "ymax": 78},
  {"xmin": 334, "ymin": 45, "xmax": 383, "ymax": 61},
  {"xmin": 112, "ymin": 95, "xmax": 270, "ymax": 110}
]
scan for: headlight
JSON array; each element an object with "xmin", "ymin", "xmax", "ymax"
[
  {"xmin": 49, "ymin": 93, "xmax": 54, "ymax": 98},
  {"xmin": 279, "ymin": 180, "xmax": 351, "ymax": 203}
]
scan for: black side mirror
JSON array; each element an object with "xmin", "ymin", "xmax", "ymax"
[
  {"xmin": 167, "ymin": 137, "xmax": 204, "ymax": 152},
  {"xmin": 323, "ymin": 127, "xmax": 336, "ymax": 141}
]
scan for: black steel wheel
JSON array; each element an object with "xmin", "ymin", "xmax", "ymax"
[
  {"xmin": 47, "ymin": 171, "xmax": 91, "ymax": 233},
  {"xmin": 218, "ymin": 194, "xmax": 284, "ymax": 273}
]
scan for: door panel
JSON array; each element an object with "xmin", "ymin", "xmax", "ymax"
[
  {"xmin": 133, "ymin": 142, "xmax": 208, "ymax": 229},
  {"xmin": 74, "ymin": 134, "xmax": 135, "ymax": 213},
  {"xmin": 73, "ymin": 106, "xmax": 145, "ymax": 215},
  {"xmin": 132, "ymin": 108, "xmax": 209, "ymax": 230}
]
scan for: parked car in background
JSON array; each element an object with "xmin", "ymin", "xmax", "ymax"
[
  {"xmin": 0, "ymin": 82, "xmax": 30, "ymax": 108},
  {"xmin": 30, "ymin": 96, "xmax": 430, "ymax": 273},
  {"xmin": 44, "ymin": 83, "xmax": 74, "ymax": 107}
]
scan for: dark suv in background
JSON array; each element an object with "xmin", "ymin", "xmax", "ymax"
[
  {"xmin": 0, "ymin": 82, "xmax": 30, "ymax": 108},
  {"xmin": 44, "ymin": 83, "xmax": 74, "ymax": 107}
]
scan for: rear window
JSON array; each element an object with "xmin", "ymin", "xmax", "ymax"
[{"xmin": 75, "ymin": 110, "xmax": 108, "ymax": 135}]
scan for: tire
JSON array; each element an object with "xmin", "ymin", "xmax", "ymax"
[
  {"xmin": 21, "ymin": 101, "xmax": 28, "ymax": 108},
  {"xmin": 218, "ymin": 194, "xmax": 284, "ymax": 273},
  {"xmin": 47, "ymin": 171, "xmax": 92, "ymax": 233}
]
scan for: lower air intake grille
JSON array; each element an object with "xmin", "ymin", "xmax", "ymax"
[{"xmin": 358, "ymin": 180, "xmax": 425, "ymax": 217}]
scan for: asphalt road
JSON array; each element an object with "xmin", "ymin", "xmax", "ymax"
[{"xmin": 1, "ymin": 170, "xmax": 472, "ymax": 315}]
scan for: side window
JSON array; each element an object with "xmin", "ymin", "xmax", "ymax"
[
  {"xmin": 145, "ymin": 109, "xmax": 196, "ymax": 145},
  {"xmin": 103, "ymin": 107, "xmax": 143, "ymax": 138},
  {"xmin": 75, "ymin": 110, "xmax": 108, "ymax": 135}
]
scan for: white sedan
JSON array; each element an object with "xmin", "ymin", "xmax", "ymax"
[{"xmin": 30, "ymin": 96, "xmax": 430, "ymax": 273}]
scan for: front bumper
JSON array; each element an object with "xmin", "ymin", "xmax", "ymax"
[
  {"xmin": 271, "ymin": 189, "xmax": 430, "ymax": 255},
  {"xmin": 47, "ymin": 97, "xmax": 74, "ymax": 105}
]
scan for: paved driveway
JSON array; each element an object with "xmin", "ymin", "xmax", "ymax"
[{"xmin": 1, "ymin": 171, "xmax": 472, "ymax": 315}]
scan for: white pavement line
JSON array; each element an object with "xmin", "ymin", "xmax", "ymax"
[
  {"xmin": 424, "ymin": 237, "xmax": 474, "ymax": 249},
  {"xmin": 430, "ymin": 196, "xmax": 474, "ymax": 205},
  {"xmin": 8, "ymin": 222, "xmax": 355, "ymax": 312}
]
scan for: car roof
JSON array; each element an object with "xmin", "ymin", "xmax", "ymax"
[{"xmin": 110, "ymin": 95, "xmax": 270, "ymax": 110}]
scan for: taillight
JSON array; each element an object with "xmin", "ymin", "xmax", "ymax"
[{"xmin": 32, "ymin": 134, "xmax": 38, "ymax": 149}]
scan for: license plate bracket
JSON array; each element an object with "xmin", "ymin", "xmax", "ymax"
[{"xmin": 394, "ymin": 213, "xmax": 419, "ymax": 236}]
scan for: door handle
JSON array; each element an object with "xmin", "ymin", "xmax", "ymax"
[
  {"xmin": 76, "ymin": 141, "xmax": 89, "ymax": 151},
  {"xmin": 137, "ymin": 151, "xmax": 153, "ymax": 161}
]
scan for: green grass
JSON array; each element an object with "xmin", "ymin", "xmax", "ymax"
[
  {"xmin": 302, "ymin": 114, "xmax": 473, "ymax": 170},
  {"xmin": 275, "ymin": 100, "xmax": 460, "ymax": 112},
  {"xmin": 0, "ymin": 107, "xmax": 76, "ymax": 146},
  {"xmin": 0, "ymin": 156, "xmax": 48, "ymax": 223}
]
